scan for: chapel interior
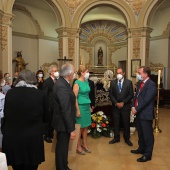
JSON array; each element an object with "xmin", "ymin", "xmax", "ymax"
[{"xmin": 1, "ymin": 0, "xmax": 170, "ymax": 169}]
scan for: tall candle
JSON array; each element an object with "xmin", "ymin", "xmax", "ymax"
[
  {"xmin": 113, "ymin": 66, "xmax": 116, "ymax": 74},
  {"xmin": 158, "ymin": 70, "xmax": 161, "ymax": 84}
]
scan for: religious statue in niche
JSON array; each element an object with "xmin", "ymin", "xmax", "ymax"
[
  {"xmin": 12, "ymin": 51, "xmax": 28, "ymax": 72},
  {"xmin": 97, "ymin": 47, "xmax": 103, "ymax": 65}
]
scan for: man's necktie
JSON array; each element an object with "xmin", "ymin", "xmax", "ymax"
[
  {"xmin": 135, "ymin": 81, "xmax": 144, "ymax": 107},
  {"xmin": 118, "ymin": 80, "xmax": 122, "ymax": 92}
]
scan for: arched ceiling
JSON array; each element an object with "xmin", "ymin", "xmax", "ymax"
[{"xmin": 81, "ymin": 6, "xmax": 126, "ymax": 25}]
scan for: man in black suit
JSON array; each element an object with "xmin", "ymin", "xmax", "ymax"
[
  {"xmin": 88, "ymin": 79, "xmax": 95, "ymax": 112},
  {"xmin": 131, "ymin": 66, "xmax": 157, "ymax": 162},
  {"xmin": 109, "ymin": 68, "xmax": 134, "ymax": 146},
  {"xmin": 43, "ymin": 65, "xmax": 59, "ymax": 143},
  {"xmin": 52, "ymin": 63, "xmax": 76, "ymax": 170}
]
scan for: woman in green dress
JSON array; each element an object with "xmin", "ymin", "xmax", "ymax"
[{"xmin": 73, "ymin": 65, "xmax": 92, "ymax": 155}]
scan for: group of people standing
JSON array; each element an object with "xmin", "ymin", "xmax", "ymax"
[{"xmin": 0, "ymin": 63, "xmax": 157, "ymax": 170}]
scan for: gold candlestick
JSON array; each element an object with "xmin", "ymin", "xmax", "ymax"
[{"xmin": 153, "ymin": 84, "xmax": 162, "ymax": 133}]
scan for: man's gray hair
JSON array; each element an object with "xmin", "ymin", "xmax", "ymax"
[
  {"xmin": 60, "ymin": 63, "xmax": 74, "ymax": 78},
  {"xmin": 14, "ymin": 69, "xmax": 37, "ymax": 85},
  {"xmin": 48, "ymin": 65, "xmax": 58, "ymax": 74}
]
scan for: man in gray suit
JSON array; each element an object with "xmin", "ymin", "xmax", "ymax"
[
  {"xmin": 109, "ymin": 68, "xmax": 134, "ymax": 146},
  {"xmin": 52, "ymin": 63, "xmax": 76, "ymax": 170}
]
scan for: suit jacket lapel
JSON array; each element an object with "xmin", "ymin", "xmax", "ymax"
[{"xmin": 139, "ymin": 79, "xmax": 150, "ymax": 94}]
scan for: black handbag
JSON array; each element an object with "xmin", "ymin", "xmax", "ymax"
[{"xmin": 1, "ymin": 117, "xmax": 5, "ymax": 134}]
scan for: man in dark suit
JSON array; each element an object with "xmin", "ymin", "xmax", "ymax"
[
  {"xmin": 109, "ymin": 68, "xmax": 134, "ymax": 146},
  {"xmin": 52, "ymin": 63, "xmax": 76, "ymax": 170},
  {"xmin": 43, "ymin": 65, "xmax": 59, "ymax": 143},
  {"xmin": 131, "ymin": 66, "xmax": 157, "ymax": 162},
  {"xmin": 88, "ymin": 79, "xmax": 95, "ymax": 112}
]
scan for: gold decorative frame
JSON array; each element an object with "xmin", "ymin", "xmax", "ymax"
[{"xmin": 131, "ymin": 59, "xmax": 141, "ymax": 77}]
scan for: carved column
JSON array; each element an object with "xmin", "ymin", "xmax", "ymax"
[
  {"xmin": 56, "ymin": 27, "xmax": 81, "ymax": 70},
  {"xmin": 127, "ymin": 27, "xmax": 153, "ymax": 78},
  {"xmin": 0, "ymin": 12, "xmax": 14, "ymax": 74}
]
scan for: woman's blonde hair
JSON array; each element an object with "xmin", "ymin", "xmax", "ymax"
[{"xmin": 77, "ymin": 65, "xmax": 88, "ymax": 77}]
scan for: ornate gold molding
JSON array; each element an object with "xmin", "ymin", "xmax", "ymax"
[
  {"xmin": 124, "ymin": 0, "xmax": 147, "ymax": 16},
  {"xmin": 162, "ymin": 22, "xmax": 170, "ymax": 36},
  {"xmin": 145, "ymin": 38, "xmax": 150, "ymax": 58},
  {"xmin": 108, "ymin": 47, "xmax": 120, "ymax": 67},
  {"xmin": 13, "ymin": 4, "xmax": 44, "ymax": 36},
  {"xmin": 68, "ymin": 38, "xmax": 75, "ymax": 58},
  {"xmin": 64, "ymin": 0, "xmax": 86, "ymax": 15},
  {"xmin": 150, "ymin": 62, "xmax": 164, "ymax": 72},
  {"xmin": 133, "ymin": 38, "xmax": 140, "ymax": 58},
  {"xmin": 0, "ymin": 26, "xmax": 7, "ymax": 50},
  {"xmin": 80, "ymin": 46, "xmax": 93, "ymax": 67},
  {"xmin": 59, "ymin": 38, "xmax": 63, "ymax": 58}
]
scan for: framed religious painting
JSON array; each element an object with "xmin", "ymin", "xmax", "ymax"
[{"xmin": 131, "ymin": 59, "xmax": 141, "ymax": 77}]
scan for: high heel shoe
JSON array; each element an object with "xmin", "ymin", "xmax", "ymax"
[
  {"xmin": 81, "ymin": 145, "xmax": 92, "ymax": 153},
  {"xmin": 76, "ymin": 149, "xmax": 86, "ymax": 155}
]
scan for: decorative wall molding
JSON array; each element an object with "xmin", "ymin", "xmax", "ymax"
[
  {"xmin": 145, "ymin": 38, "xmax": 150, "ymax": 58},
  {"xmin": 80, "ymin": 46, "xmax": 93, "ymax": 67},
  {"xmin": 64, "ymin": 0, "xmax": 86, "ymax": 15},
  {"xmin": 162, "ymin": 22, "xmax": 170, "ymax": 37},
  {"xmin": 150, "ymin": 62, "xmax": 164, "ymax": 72},
  {"xmin": 0, "ymin": 25, "xmax": 7, "ymax": 50},
  {"xmin": 13, "ymin": 4, "xmax": 44, "ymax": 36},
  {"xmin": 12, "ymin": 31, "xmax": 58, "ymax": 41},
  {"xmin": 44, "ymin": 0, "xmax": 62, "ymax": 26},
  {"xmin": 124, "ymin": 0, "xmax": 147, "ymax": 16},
  {"xmin": 59, "ymin": 38, "xmax": 63, "ymax": 58},
  {"xmin": 133, "ymin": 38, "xmax": 140, "ymax": 58},
  {"xmin": 108, "ymin": 47, "xmax": 120, "ymax": 67},
  {"xmin": 68, "ymin": 38, "xmax": 75, "ymax": 58}
]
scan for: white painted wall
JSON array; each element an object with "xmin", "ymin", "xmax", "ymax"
[
  {"xmin": 151, "ymin": 7, "xmax": 170, "ymax": 36},
  {"xmin": 38, "ymin": 39, "xmax": 59, "ymax": 68},
  {"xmin": 112, "ymin": 46, "xmax": 127, "ymax": 67}
]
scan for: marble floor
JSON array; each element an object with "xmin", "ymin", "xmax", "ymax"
[{"xmin": 9, "ymin": 107, "xmax": 170, "ymax": 170}]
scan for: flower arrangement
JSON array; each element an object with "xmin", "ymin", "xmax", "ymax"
[{"xmin": 88, "ymin": 111, "xmax": 111, "ymax": 138}]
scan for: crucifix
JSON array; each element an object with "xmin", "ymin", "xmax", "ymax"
[{"xmin": 58, "ymin": 56, "xmax": 73, "ymax": 64}]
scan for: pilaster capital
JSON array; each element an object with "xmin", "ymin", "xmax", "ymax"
[
  {"xmin": 0, "ymin": 11, "xmax": 14, "ymax": 26},
  {"xmin": 56, "ymin": 27, "xmax": 81, "ymax": 38},
  {"xmin": 127, "ymin": 27, "xmax": 153, "ymax": 38}
]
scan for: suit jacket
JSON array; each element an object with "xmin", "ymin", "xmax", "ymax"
[
  {"xmin": 88, "ymin": 79, "xmax": 95, "ymax": 107},
  {"xmin": 52, "ymin": 77, "xmax": 76, "ymax": 133},
  {"xmin": 43, "ymin": 76, "xmax": 54, "ymax": 109},
  {"xmin": 109, "ymin": 78, "xmax": 134, "ymax": 108},
  {"xmin": 2, "ymin": 87, "xmax": 48, "ymax": 165},
  {"xmin": 132, "ymin": 78, "xmax": 157, "ymax": 120}
]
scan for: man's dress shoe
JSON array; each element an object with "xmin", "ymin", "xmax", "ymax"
[
  {"xmin": 137, "ymin": 156, "xmax": 151, "ymax": 162},
  {"xmin": 125, "ymin": 140, "xmax": 133, "ymax": 146},
  {"xmin": 109, "ymin": 139, "xmax": 120, "ymax": 144},
  {"xmin": 131, "ymin": 149, "xmax": 144, "ymax": 154},
  {"xmin": 44, "ymin": 136, "xmax": 52, "ymax": 143}
]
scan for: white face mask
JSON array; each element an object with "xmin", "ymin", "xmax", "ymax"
[
  {"xmin": 73, "ymin": 73, "xmax": 77, "ymax": 79},
  {"xmin": 38, "ymin": 73, "xmax": 43, "ymax": 78},
  {"xmin": 0, "ymin": 79, "xmax": 6, "ymax": 87},
  {"xmin": 117, "ymin": 74, "xmax": 123, "ymax": 80},
  {"xmin": 54, "ymin": 71, "xmax": 59, "ymax": 79},
  {"xmin": 84, "ymin": 72, "xmax": 90, "ymax": 80},
  {"xmin": 137, "ymin": 74, "xmax": 143, "ymax": 81}
]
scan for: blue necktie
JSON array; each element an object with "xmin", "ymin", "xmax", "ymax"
[{"xmin": 118, "ymin": 81, "xmax": 122, "ymax": 92}]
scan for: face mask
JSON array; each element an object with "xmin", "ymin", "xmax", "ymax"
[
  {"xmin": 39, "ymin": 73, "xmax": 43, "ymax": 78},
  {"xmin": 137, "ymin": 74, "xmax": 143, "ymax": 81},
  {"xmin": 117, "ymin": 74, "xmax": 123, "ymax": 80},
  {"xmin": 73, "ymin": 73, "xmax": 77, "ymax": 79},
  {"xmin": 0, "ymin": 79, "xmax": 6, "ymax": 87},
  {"xmin": 84, "ymin": 72, "xmax": 89, "ymax": 80},
  {"xmin": 54, "ymin": 71, "xmax": 59, "ymax": 79},
  {"xmin": 7, "ymin": 76, "xmax": 11, "ymax": 80}
]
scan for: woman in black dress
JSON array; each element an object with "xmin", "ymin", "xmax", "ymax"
[{"xmin": 2, "ymin": 70, "xmax": 48, "ymax": 170}]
